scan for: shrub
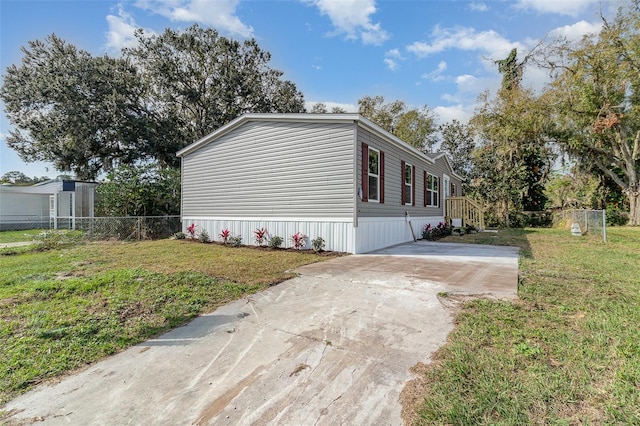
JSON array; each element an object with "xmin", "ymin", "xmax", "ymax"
[
  {"xmin": 606, "ymin": 205, "xmax": 629, "ymax": 226},
  {"xmin": 186, "ymin": 223, "xmax": 197, "ymax": 240},
  {"xmin": 228, "ymin": 235, "xmax": 243, "ymax": 247},
  {"xmin": 290, "ymin": 232, "xmax": 306, "ymax": 250},
  {"xmin": 422, "ymin": 224, "xmax": 435, "ymax": 240},
  {"xmin": 268, "ymin": 235, "xmax": 283, "ymax": 249},
  {"xmin": 254, "ymin": 228, "xmax": 268, "ymax": 246},
  {"xmin": 524, "ymin": 212, "xmax": 553, "ymax": 227},
  {"xmin": 173, "ymin": 231, "xmax": 186, "ymax": 240},
  {"xmin": 422, "ymin": 222, "xmax": 452, "ymax": 241},
  {"xmin": 33, "ymin": 231, "xmax": 65, "ymax": 250},
  {"xmin": 311, "ymin": 237, "xmax": 325, "ymax": 252},
  {"xmin": 437, "ymin": 221, "xmax": 452, "ymax": 237},
  {"xmin": 198, "ymin": 229, "xmax": 210, "ymax": 243},
  {"xmin": 219, "ymin": 228, "xmax": 230, "ymax": 244},
  {"xmin": 31, "ymin": 230, "xmax": 82, "ymax": 250},
  {"xmin": 455, "ymin": 226, "xmax": 466, "ymax": 236}
]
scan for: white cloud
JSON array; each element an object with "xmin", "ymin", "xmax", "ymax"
[
  {"xmin": 522, "ymin": 64, "xmax": 552, "ymax": 92},
  {"xmin": 456, "ymin": 74, "xmax": 500, "ymax": 94},
  {"xmin": 105, "ymin": 5, "xmax": 155, "ymax": 53},
  {"xmin": 134, "ymin": 0, "xmax": 253, "ymax": 37},
  {"xmin": 383, "ymin": 48, "xmax": 403, "ymax": 71},
  {"xmin": 385, "ymin": 48, "xmax": 402, "ymax": 59},
  {"xmin": 469, "ymin": 2, "xmax": 488, "ymax": 12},
  {"xmin": 548, "ymin": 20, "xmax": 602, "ymax": 41},
  {"xmin": 422, "ymin": 61, "xmax": 447, "ymax": 81},
  {"xmin": 433, "ymin": 104, "xmax": 474, "ymax": 125},
  {"xmin": 384, "ymin": 58, "xmax": 398, "ymax": 71},
  {"xmin": 406, "ymin": 25, "xmax": 522, "ymax": 60},
  {"xmin": 306, "ymin": 0, "xmax": 389, "ymax": 45},
  {"xmin": 515, "ymin": 0, "xmax": 598, "ymax": 16}
]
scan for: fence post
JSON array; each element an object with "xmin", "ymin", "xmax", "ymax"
[{"xmin": 602, "ymin": 209, "xmax": 607, "ymax": 242}]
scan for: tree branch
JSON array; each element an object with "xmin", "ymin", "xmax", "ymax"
[{"xmin": 594, "ymin": 157, "xmax": 628, "ymax": 191}]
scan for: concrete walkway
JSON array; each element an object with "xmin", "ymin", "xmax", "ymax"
[
  {"xmin": 0, "ymin": 241, "xmax": 34, "ymax": 249},
  {"xmin": 3, "ymin": 241, "xmax": 519, "ymax": 425}
]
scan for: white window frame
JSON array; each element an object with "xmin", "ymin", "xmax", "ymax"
[
  {"xmin": 426, "ymin": 173, "xmax": 439, "ymax": 207},
  {"xmin": 404, "ymin": 163, "xmax": 413, "ymax": 206},
  {"xmin": 368, "ymin": 147, "xmax": 380, "ymax": 202}
]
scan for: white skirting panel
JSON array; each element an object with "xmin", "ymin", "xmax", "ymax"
[
  {"xmin": 182, "ymin": 217, "xmax": 356, "ymax": 253},
  {"xmin": 355, "ymin": 215, "xmax": 444, "ymax": 253}
]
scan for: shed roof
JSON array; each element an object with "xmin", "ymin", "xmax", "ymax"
[{"xmin": 0, "ymin": 179, "xmax": 97, "ymax": 194}]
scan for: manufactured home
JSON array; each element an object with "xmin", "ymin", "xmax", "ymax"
[
  {"xmin": 177, "ymin": 113, "xmax": 478, "ymax": 253},
  {"xmin": 0, "ymin": 179, "xmax": 98, "ymax": 230}
]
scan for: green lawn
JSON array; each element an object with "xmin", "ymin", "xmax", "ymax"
[
  {"xmin": 0, "ymin": 229, "xmax": 48, "ymax": 244},
  {"xmin": 407, "ymin": 227, "xmax": 640, "ymax": 425},
  {"xmin": 0, "ymin": 240, "xmax": 336, "ymax": 405}
]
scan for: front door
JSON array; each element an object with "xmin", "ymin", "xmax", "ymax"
[
  {"xmin": 443, "ymin": 174, "xmax": 450, "ymax": 215},
  {"xmin": 442, "ymin": 175, "xmax": 451, "ymax": 200}
]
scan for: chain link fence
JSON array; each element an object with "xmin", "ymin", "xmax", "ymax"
[
  {"xmin": 0, "ymin": 216, "xmax": 181, "ymax": 241},
  {"xmin": 0, "ymin": 216, "xmax": 51, "ymax": 231},
  {"xmin": 554, "ymin": 209, "xmax": 607, "ymax": 241}
]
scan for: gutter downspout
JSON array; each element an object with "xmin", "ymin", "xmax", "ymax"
[
  {"xmin": 352, "ymin": 121, "xmax": 359, "ymax": 230},
  {"xmin": 352, "ymin": 121, "xmax": 359, "ymax": 254}
]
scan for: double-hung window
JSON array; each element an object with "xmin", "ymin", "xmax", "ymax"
[
  {"xmin": 368, "ymin": 148, "xmax": 380, "ymax": 202},
  {"xmin": 425, "ymin": 173, "xmax": 439, "ymax": 207},
  {"xmin": 361, "ymin": 143, "xmax": 384, "ymax": 203},
  {"xmin": 403, "ymin": 163, "xmax": 414, "ymax": 206}
]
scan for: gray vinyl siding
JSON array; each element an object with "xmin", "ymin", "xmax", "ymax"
[
  {"xmin": 356, "ymin": 127, "xmax": 444, "ymax": 218},
  {"xmin": 433, "ymin": 156, "xmax": 463, "ymax": 197},
  {"xmin": 181, "ymin": 121, "xmax": 355, "ymax": 218}
]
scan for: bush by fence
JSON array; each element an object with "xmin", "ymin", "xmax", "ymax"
[
  {"xmin": 553, "ymin": 209, "xmax": 607, "ymax": 241},
  {"xmin": 0, "ymin": 216, "xmax": 181, "ymax": 241}
]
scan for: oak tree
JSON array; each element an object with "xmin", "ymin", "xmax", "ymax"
[
  {"xmin": 1, "ymin": 35, "xmax": 152, "ymax": 179},
  {"xmin": 358, "ymin": 95, "xmax": 437, "ymax": 151},
  {"xmin": 541, "ymin": 3, "xmax": 640, "ymax": 224}
]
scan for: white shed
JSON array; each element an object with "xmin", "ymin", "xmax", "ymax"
[{"xmin": 0, "ymin": 179, "xmax": 98, "ymax": 230}]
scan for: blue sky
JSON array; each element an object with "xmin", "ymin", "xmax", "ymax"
[{"xmin": 0, "ymin": 0, "xmax": 622, "ymax": 178}]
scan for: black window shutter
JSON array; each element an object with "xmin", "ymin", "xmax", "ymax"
[
  {"xmin": 361, "ymin": 143, "xmax": 368, "ymax": 202},
  {"xmin": 412, "ymin": 166, "xmax": 416, "ymax": 206},
  {"xmin": 380, "ymin": 151, "xmax": 385, "ymax": 204},
  {"xmin": 401, "ymin": 160, "xmax": 406, "ymax": 205},
  {"xmin": 423, "ymin": 171, "xmax": 427, "ymax": 207}
]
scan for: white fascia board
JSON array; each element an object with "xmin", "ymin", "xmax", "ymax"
[
  {"xmin": 355, "ymin": 117, "xmax": 436, "ymax": 165},
  {"xmin": 440, "ymin": 154, "xmax": 464, "ymax": 181}
]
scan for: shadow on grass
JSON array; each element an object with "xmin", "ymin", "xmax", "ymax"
[
  {"xmin": 140, "ymin": 312, "xmax": 252, "ymax": 346},
  {"xmin": 439, "ymin": 227, "xmax": 535, "ymax": 259}
]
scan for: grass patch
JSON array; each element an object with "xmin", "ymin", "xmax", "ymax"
[
  {"xmin": 0, "ymin": 229, "xmax": 48, "ymax": 244},
  {"xmin": 0, "ymin": 239, "xmax": 335, "ymax": 405},
  {"xmin": 412, "ymin": 227, "xmax": 640, "ymax": 424}
]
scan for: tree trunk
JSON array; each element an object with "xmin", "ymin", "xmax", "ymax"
[
  {"xmin": 629, "ymin": 191, "xmax": 640, "ymax": 226},
  {"xmin": 504, "ymin": 198, "xmax": 511, "ymax": 228}
]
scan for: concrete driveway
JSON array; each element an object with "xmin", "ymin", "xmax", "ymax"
[{"xmin": 3, "ymin": 241, "xmax": 519, "ymax": 425}]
